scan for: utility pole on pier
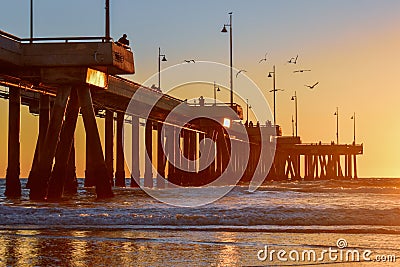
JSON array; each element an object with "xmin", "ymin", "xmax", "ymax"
[{"xmin": 105, "ymin": 0, "xmax": 110, "ymax": 41}]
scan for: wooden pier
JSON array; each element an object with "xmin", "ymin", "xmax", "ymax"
[
  {"xmin": 0, "ymin": 29, "xmax": 363, "ymax": 200},
  {"xmin": 270, "ymin": 137, "xmax": 363, "ymax": 181}
]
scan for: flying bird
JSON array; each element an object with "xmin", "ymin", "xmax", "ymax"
[
  {"xmin": 288, "ymin": 55, "xmax": 298, "ymax": 64},
  {"xmin": 258, "ymin": 52, "xmax": 268, "ymax": 63},
  {"xmin": 236, "ymin": 69, "xmax": 247, "ymax": 78},
  {"xmin": 184, "ymin": 59, "xmax": 195, "ymax": 63},
  {"xmin": 305, "ymin": 82, "xmax": 319, "ymax": 89},
  {"xmin": 293, "ymin": 69, "xmax": 311, "ymax": 73}
]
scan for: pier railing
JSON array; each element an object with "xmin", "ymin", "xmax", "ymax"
[{"xmin": 0, "ymin": 30, "xmax": 112, "ymax": 43}]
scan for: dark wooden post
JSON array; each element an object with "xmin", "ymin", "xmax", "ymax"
[
  {"xmin": 27, "ymin": 94, "xmax": 50, "ymax": 189},
  {"xmin": 115, "ymin": 112, "xmax": 126, "ymax": 187},
  {"xmin": 157, "ymin": 122, "xmax": 166, "ymax": 188},
  {"xmin": 182, "ymin": 129, "xmax": 191, "ymax": 186},
  {"xmin": 47, "ymin": 88, "xmax": 80, "ymax": 199},
  {"xmin": 77, "ymin": 86, "xmax": 113, "ymax": 198},
  {"xmin": 130, "ymin": 116, "xmax": 140, "ymax": 187},
  {"xmin": 165, "ymin": 125, "xmax": 175, "ymax": 186},
  {"xmin": 144, "ymin": 120, "xmax": 153, "ymax": 188},
  {"xmin": 5, "ymin": 87, "xmax": 21, "ymax": 197},
  {"xmin": 105, "ymin": 110, "xmax": 114, "ymax": 186},
  {"xmin": 353, "ymin": 154, "xmax": 358, "ymax": 179},
  {"xmin": 64, "ymin": 139, "xmax": 78, "ymax": 194},
  {"xmin": 29, "ymin": 86, "xmax": 71, "ymax": 200},
  {"xmin": 348, "ymin": 153, "xmax": 352, "ymax": 179}
]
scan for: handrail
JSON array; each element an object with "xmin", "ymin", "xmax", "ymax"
[
  {"xmin": 0, "ymin": 30, "xmax": 114, "ymax": 43},
  {"xmin": 187, "ymin": 102, "xmax": 241, "ymax": 107},
  {"xmin": 109, "ymin": 75, "xmax": 183, "ymax": 103},
  {"xmin": 20, "ymin": 36, "xmax": 113, "ymax": 43},
  {"xmin": 0, "ymin": 30, "xmax": 21, "ymax": 41}
]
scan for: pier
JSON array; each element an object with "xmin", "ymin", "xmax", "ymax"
[{"xmin": 0, "ymin": 29, "xmax": 363, "ymax": 200}]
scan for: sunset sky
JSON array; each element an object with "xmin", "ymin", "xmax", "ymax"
[{"xmin": 0, "ymin": 0, "xmax": 400, "ymax": 178}]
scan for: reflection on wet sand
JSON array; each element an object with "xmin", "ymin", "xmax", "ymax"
[{"xmin": 215, "ymin": 232, "xmax": 240, "ymax": 267}]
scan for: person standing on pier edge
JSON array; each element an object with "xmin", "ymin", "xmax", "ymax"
[{"xmin": 118, "ymin": 34, "xmax": 130, "ymax": 46}]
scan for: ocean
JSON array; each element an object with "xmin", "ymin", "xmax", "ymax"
[{"xmin": 0, "ymin": 178, "xmax": 399, "ymax": 266}]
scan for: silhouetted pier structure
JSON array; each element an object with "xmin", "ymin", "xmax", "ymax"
[
  {"xmin": 270, "ymin": 137, "xmax": 362, "ymax": 181},
  {"xmin": 0, "ymin": 30, "xmax": 363, "ymax": 200}
]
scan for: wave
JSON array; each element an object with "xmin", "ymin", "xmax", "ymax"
[
  {"xmin": 1, "ymin": 178, "xmax": 400, "ymax": 234},
  {"xmin": 0, "ymin": 205, "xmax": 399, "ymax": 229}
]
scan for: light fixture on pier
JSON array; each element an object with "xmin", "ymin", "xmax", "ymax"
[
  {"xmin": 291, "ymin": 91, "xmax": 298, "ymax": 137},
  {"xmin": 221, "ymin": 12, "xmax": 233, "ymax": 107},
  {"xmin": 334, "ymin": 107, "xmax": 339, "ymax": 144},
  {"xmin": 158, "ymin": 47, "xmax": 167, "ymax": 90},
  {"xmin": 223, "ymin": 118, "xmax": 231, "ymax": 128}
]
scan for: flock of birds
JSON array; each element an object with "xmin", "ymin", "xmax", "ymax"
[
  {"xmin": 182, "ymin": 52, "xmax": 319, "ymax": 90},
  {"xmin": 259, "ymin": 52, "xmax": 319, "ymax": 90}
]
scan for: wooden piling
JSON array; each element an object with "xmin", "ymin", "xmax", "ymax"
[
  {"xmin": 130, "ymin": 116, "xmax": 140, "ymax": 187},
  {"xmin": 77, "ymin": 86, "xmax": 113, "ymax": 198},
  {"xmin": 144, "ymin": 120, "xmax": 153, "ymax": 188},
  {"xmin": 157, "ymin": 122, "xmax": 166, "ymax": 188},
  {"xmin": 5, "ymin": 87, "xmax": 21, "ymax": 198},
  {"xmin": 47, "ymin": 88, "xmax": 80, "ymax": 199},
  {"xmin": 27, "ymin": 94, "xmax": 50, "ymax": 189},
  {"xmin": 115, "ymin": 112, "xmax": 126, "ymax": 187},
  {"xmin": 29, "ymin": 86, "xmax": 71, "ymax": 200},
  {"xmin": 353, "ymin": 154, "xmax": 358, "ymax": 179},
  {"xmin": 64, "ymin": 139, "xmax": 78, "ymax": 195},
  {"xmin": 105, "ymin": 110, "xmax": 114, "ymax": 186}
]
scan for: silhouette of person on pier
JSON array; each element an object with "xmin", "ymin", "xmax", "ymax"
[{"xmin": 118, "ymin": 34, "xmax": 130, "ymax": 47}]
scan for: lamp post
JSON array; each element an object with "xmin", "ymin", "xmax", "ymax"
[
  {"xmin": 291, "ymin": 115, "xmax": 295, "ymax": 137},
  {"xmin": 351, "ymin": 112, "xmax": 356, "ymax": 144},
  {"xmin": 30, "ymin": 0, "xmax": 33, "ymax": 43},
  {"xmin": 213, "ymin": 81, "xmax": 220, "ymax": 105},
  {"xmin": 334, "ymin": 107, "xmax": 339, "ymax": 144},
  {"xmin": 158, "ymin": 47, "xmax": 167, "ymax": 90},
  {"xmin": 246, "ymin": 98, "xmax": 252, "ymax": 123},
  {"xmin": 221, "ymin": 12, "xmax": 233, "ymax": 107},
  {"xmin": 268, "ymin": 65, "xmax": 283, "ymax": 126},
  {"xmin": 105, "ymin": 0, "xmax": 110, "ymax": 41},
  {"xmin": 291, "ymin": 91, "xmax": 298, "ymax": 137}
]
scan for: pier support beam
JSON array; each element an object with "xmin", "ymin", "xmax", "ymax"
[
  {"xmin": 157, "ymin": 122, "xmax": 166, "ymax": 188},
  {"xmin": 47, "ymin": 89, "xmax": 79, "ymax": 200},
  {"xmin": 64, "ymin": 139, "xmax": 78, "ymax": 195},
  {"xmin": 169, "ymin": 127, "xmax": 183, "ymax": 186},
  {"xmin": 105, "ymin": 110, "xmax": 114, "ymax": 186},
  {"xmin": 29, "ymin": 86, "xmax": 71, "ymax": 200},
  {"xmin": 5, "ymin": 87, "xmax": 21, "ymax": 198},
  {"xmin": 77, "ymin": 86, "xmax": 113, "ymax": 198},
  {"xmin": 353, "ymin": 154, "xmax": 358, "ymax": 179},
  {"xmin": 115, "ymin": 112, "xmax": 126, "ymax": 187},
  {"xmin": 144, "ymin": 120, "xmax": 153, "ymax": 188},
  {"xmin": 130, "ymin": 116, "xmax": 140, "ymax": 187},
  {"xmin": 27, "ymin": 94, "xmax": 50, "ymax": 189}
]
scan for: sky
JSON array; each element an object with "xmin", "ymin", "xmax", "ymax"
[{"xmin": 0, "ymin": 0, "xmax": 400, "ymax": 178}]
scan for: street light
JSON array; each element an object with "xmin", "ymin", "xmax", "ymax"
[
  {"xmin": 213, "ymin": 81, "xmax": 220, "ymax": 105},
  {"xmin": 246, "ymin": 98, "xmax": 252, "ymax": 123},
  {"xmin": 334, "ymin": 107, "xmax": 339, "ymax": 144},
  {"xmin": 291, "ymin": 115, "xmax": 295, "ymax": 137},
  {"xmin": 30, "ymin": 0, "xmax": 34, "ymax": 43},
  {"xmin": 351, "ymin": 112, "xmax": 356, "ymax": 144},
  {"xmin": 291, "ymin": 91, "xmax": 298, "ymax": 137},
  {"xmin": 158, "ymin": 47, "xmax": 167, "ymax": 90},
  {"xmin": 268, "ymin": 65, "xmax": 283, "ymax": 126},
  {"xmin": 221, "ymin": 12, "xmax": 233, "ymax": 107}
]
